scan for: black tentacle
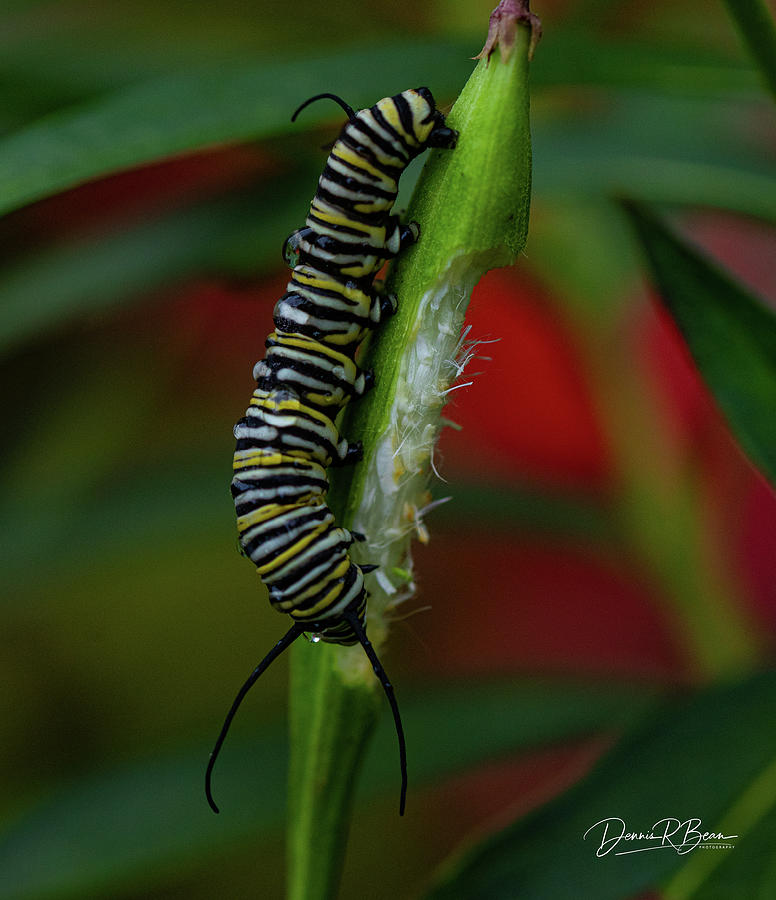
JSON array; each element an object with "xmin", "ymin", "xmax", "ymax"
[
  {"xmin": 344, "ymin": 609, "xmax": 407, "ymax": 816},
  {"xmin": 291, "ymin": 92, "xmax": 357, "ymax": 123},
  {"xmin": 205, "ymin": 623, "xmax": 304, "ymax": 813}
]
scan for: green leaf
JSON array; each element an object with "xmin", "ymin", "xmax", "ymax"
[
  {"xmin": 0, "ymin": 41, "xmax": 474, "ymax": 218},
  {"xmin": 7, "ymin": 84, "xmax": 774, "ymax": 355},
  {"xmin": 0, "ymin": 32, "xmax": 767, "ymax": 221},
  {"xmin": 0, "ymin": 181, "xmax": 307, "ymax": 356},
  {"xmin": 724, "ymin": 0, "xmax": 776, "ymax": 101},
  {"xmin": 426, "ymin": 672, "xmax": 776, "ymax": 899},
  {"xmin": 663, "ymin": 755, "xmax": 776, "ymax": 898},
  {"xmin": 0, "ymin": 24, "xmax": 761, "ymax": 131},
  {"xmin": 531, "ymin": 29, "xmax": 761, "ymax": 95},
  {"xmin": 0, "ymin": 679, "xmax": 657, "ymax": 900},
  {"xmin": 0, "ymin": 735, "xmax": 288, "ymax": 900},
  {"xmin": 3, "ymin": 88, "xmax": 774, "ymax": 357},
  {"xmin": 0, "ymin": 1, "xmax": 457, "ymax": 127},
  {"xmin": 533, "ymin": 92, "xmax": 776, "ymax": 224},
  {"xmin": 681, "ymin": 803, "xmax": 776, "ymax": 898},
  {"xmin": 621, "ymin": 199, "xmax": 776, "ymax": 487}
]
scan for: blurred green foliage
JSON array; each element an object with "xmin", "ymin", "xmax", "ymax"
[
  {"xmin": 1, "ymin": 0, "xmax": 775, "ymax": 898},
  {"xmin": 427, "ymin": 672, "xmax": 776, "ymax": 899}
]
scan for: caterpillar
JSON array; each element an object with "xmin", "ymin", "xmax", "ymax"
[{"xmin": 205, "ymin": 87, "xmax": 458, "ymax": 816}]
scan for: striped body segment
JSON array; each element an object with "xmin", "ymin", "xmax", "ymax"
[
  {"xmin": 233, "ymin": 87, "xmax": 457, "ymax": 643},
  {"xmin": 207, "ymin": 87, "xmax": 457, "ymax": 817}
]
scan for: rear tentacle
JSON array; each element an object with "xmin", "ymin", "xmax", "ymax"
[
  {"xmin": 344, "ymin": 609, "xmax": 408, "ymax": 816},
  {"xmin": 206, "ymin": 622, "xmax": 305, "ymax": 813}
]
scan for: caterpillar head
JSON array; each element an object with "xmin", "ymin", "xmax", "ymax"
[{"xmin": 402, "ymin": 86, "xmax": 458, "ymax": 150}]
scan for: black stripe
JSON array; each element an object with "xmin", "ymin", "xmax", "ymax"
[
  {"xmin": 340, "ymin": 130, "xmax": 403, "ymax": 175},
  {"xmin": 329, "ymin": 150, "xmax": 384, "ymax": 183},
  {"xmin": 267, "ymin": 540, "xmax": 350, "ymax": 595},
  {"xmin": 233, "ymin": 471, "xmax": 325, "ymax": 496},
  {"xmin": 293, "ymin": 592, "xmax": 366, "ymax": 640},
  {"xmin": 241, "ymin": 507, "xmax": 333, "ymax": 558},
  {"xmin": 347, "ymin": 120, "xmax": 407, "ymax": 166},
  {"xmin": 320, "ymin": 164, "xmax": 396, "ymax": 200},
  {"xmin": 295, "ymin": 229, "xmax": 385, "ymax": 258},
  {"xmin": 263, "ymin": 350, "xmax": 352, "ymax": 382},
  {"xmin": 240, "ymin": 407, "xmax": 337, "ymax": 440},
  {"xmin": 372, "ymin": 103, "xmax": 414, "ymax": 157},
  {"xmin": 259, "ymin": 357, "xmax": 354, "ymax": 392},
  {"xmin": 286, "ymin": 274, "xmax": 368, "ymax": 306},
  {"xmin": 306, "ymin": 212, "xmax": 372, "ymax": 238},
  {"xmin": 353, "ymin": 115, "xmax": 409, "ymax": 162},
  {"xmin": 240, "ymin": 505, "xmax": 331, "ymax": 547},
  {"xmin": 235, "ymin": 489, "xmax": 327, "ymax": 518},
  {"xmin": 281, "ymin": 559, "xmax": 359, "ymax": 612},
  {"xmin": 233, "ymin": 454, "xmax": 323, "ymax": 473},
  {"xmin": 305, "ymin": 230, "xmax": 385, "ymax": 255},
  {"xmin": 235, "ymin": 423, "xmax": 338, "ymax": 462},
  {"xmin": 393, "ymin": 94, "xmax": 417, "ymax": 145},
  {"xmin": 272, "ymin": 317, "xmax": 364, "ymax": 346},
  {"xmin": 232, "ymin": 472, "xmax": 329, "ymax": 506},
  {"xmin": 275, "ymin": 293, "xmax": 371, "ymax": 326},
  {"xmin": 266, "ymin": 335, "xmax": 358, "ymax": 366},
  {"xmin": 312, "ymin": 188, "xmax": 392, "ymax": 226},
  {"xmin": 244, "ymin": 395, "xmax": 337, "ymax": 429}
]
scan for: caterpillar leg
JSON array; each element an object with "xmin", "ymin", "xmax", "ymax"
[
  {"xmin": 333, "ymin": 439, "xmax": 363, "ymax": 466},
  {"xmin": 347, "ymin": 533, "xmax": 379, "ymax": 571},
  {"xmin": 385, "ymin": 216, "xmax": 420, "ymax": 256},
  {"xmin": 281, "ymin": 227, "xmax": 306, "ymax": 267},
  {"xmin": 399, "ymin": 220, "xmax": 420, "ymax": 249},
  {"xmin": 369, "ymin": 280, "xmax": 398, "ymax": 324},
  {"xmin": 359, "ymin": 368, "xmax": 376, "ymax": 395}
]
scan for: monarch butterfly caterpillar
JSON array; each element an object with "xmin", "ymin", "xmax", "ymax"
[{"xmin": 205, "ymin": 87, "xmax": 458, "ymax": 816}]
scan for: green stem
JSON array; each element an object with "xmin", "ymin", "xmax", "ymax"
[
  {"xmin": 287, "ymin": 5, "xmax": 536, "ymax": 897},
  {"xmin": 287, "ymin": 641, "xmax": 380, "ymax": 900}
]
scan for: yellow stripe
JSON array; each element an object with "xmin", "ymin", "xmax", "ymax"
[
  {"xmin": 332, "ymin": 146, "xmax": 392, "ymax": 184},
  {"xmin": 268, "ymin": 333, "xmax": 355, "ymax": 370},
  {"xmin": 310, "ymin": 204, "xmax": 383, "ymax": 244},
  {"xmin": 256, "ymin": 521, "xmax": 329, "ymax": 576},
  {"xmin": 295, "ymin": 579, "xmax": 347, "ymax": 619},
  {"xmin": 309, "ymin": 203, "xmax": 365, "ymax": 230},
  {"xmin": 233, "ymin": 451, "xmax": 286, "ymax": 470},
  {"xmin": 342, "ymin": 261, "xmax": 381, "ymax": 278},
  {"xmin": 291, "ymin": 273, "xmax": 370, "ymax": 304},
  {"xmin": 378, "ymin": 101, "xmax": 406, "ymax": 137},
  {"xmin": 249, "ymin": 396, "xmax": 335, "ymax": 428},
  {"xmin": 321, "ymin": 332, "xmax": 357, "ymax": 346},
  {"xmin": 236, "ymin": 502, "xmax": 306, "ymax": 530},
  {"xmin": 354, "ymin": 198, "xmax": 390, "ymax": 214},
  {"xmin": 290, "ymin": 558, "xmax": 350, "ymax": 603},
  {"xmin": 233, "ymin": 454, "xmax": 323, "ymax": 474}
]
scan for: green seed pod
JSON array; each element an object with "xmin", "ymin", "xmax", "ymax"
[{"xmin": 333, "ymin": 0, "xmax": 539, "ymax": 651}]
